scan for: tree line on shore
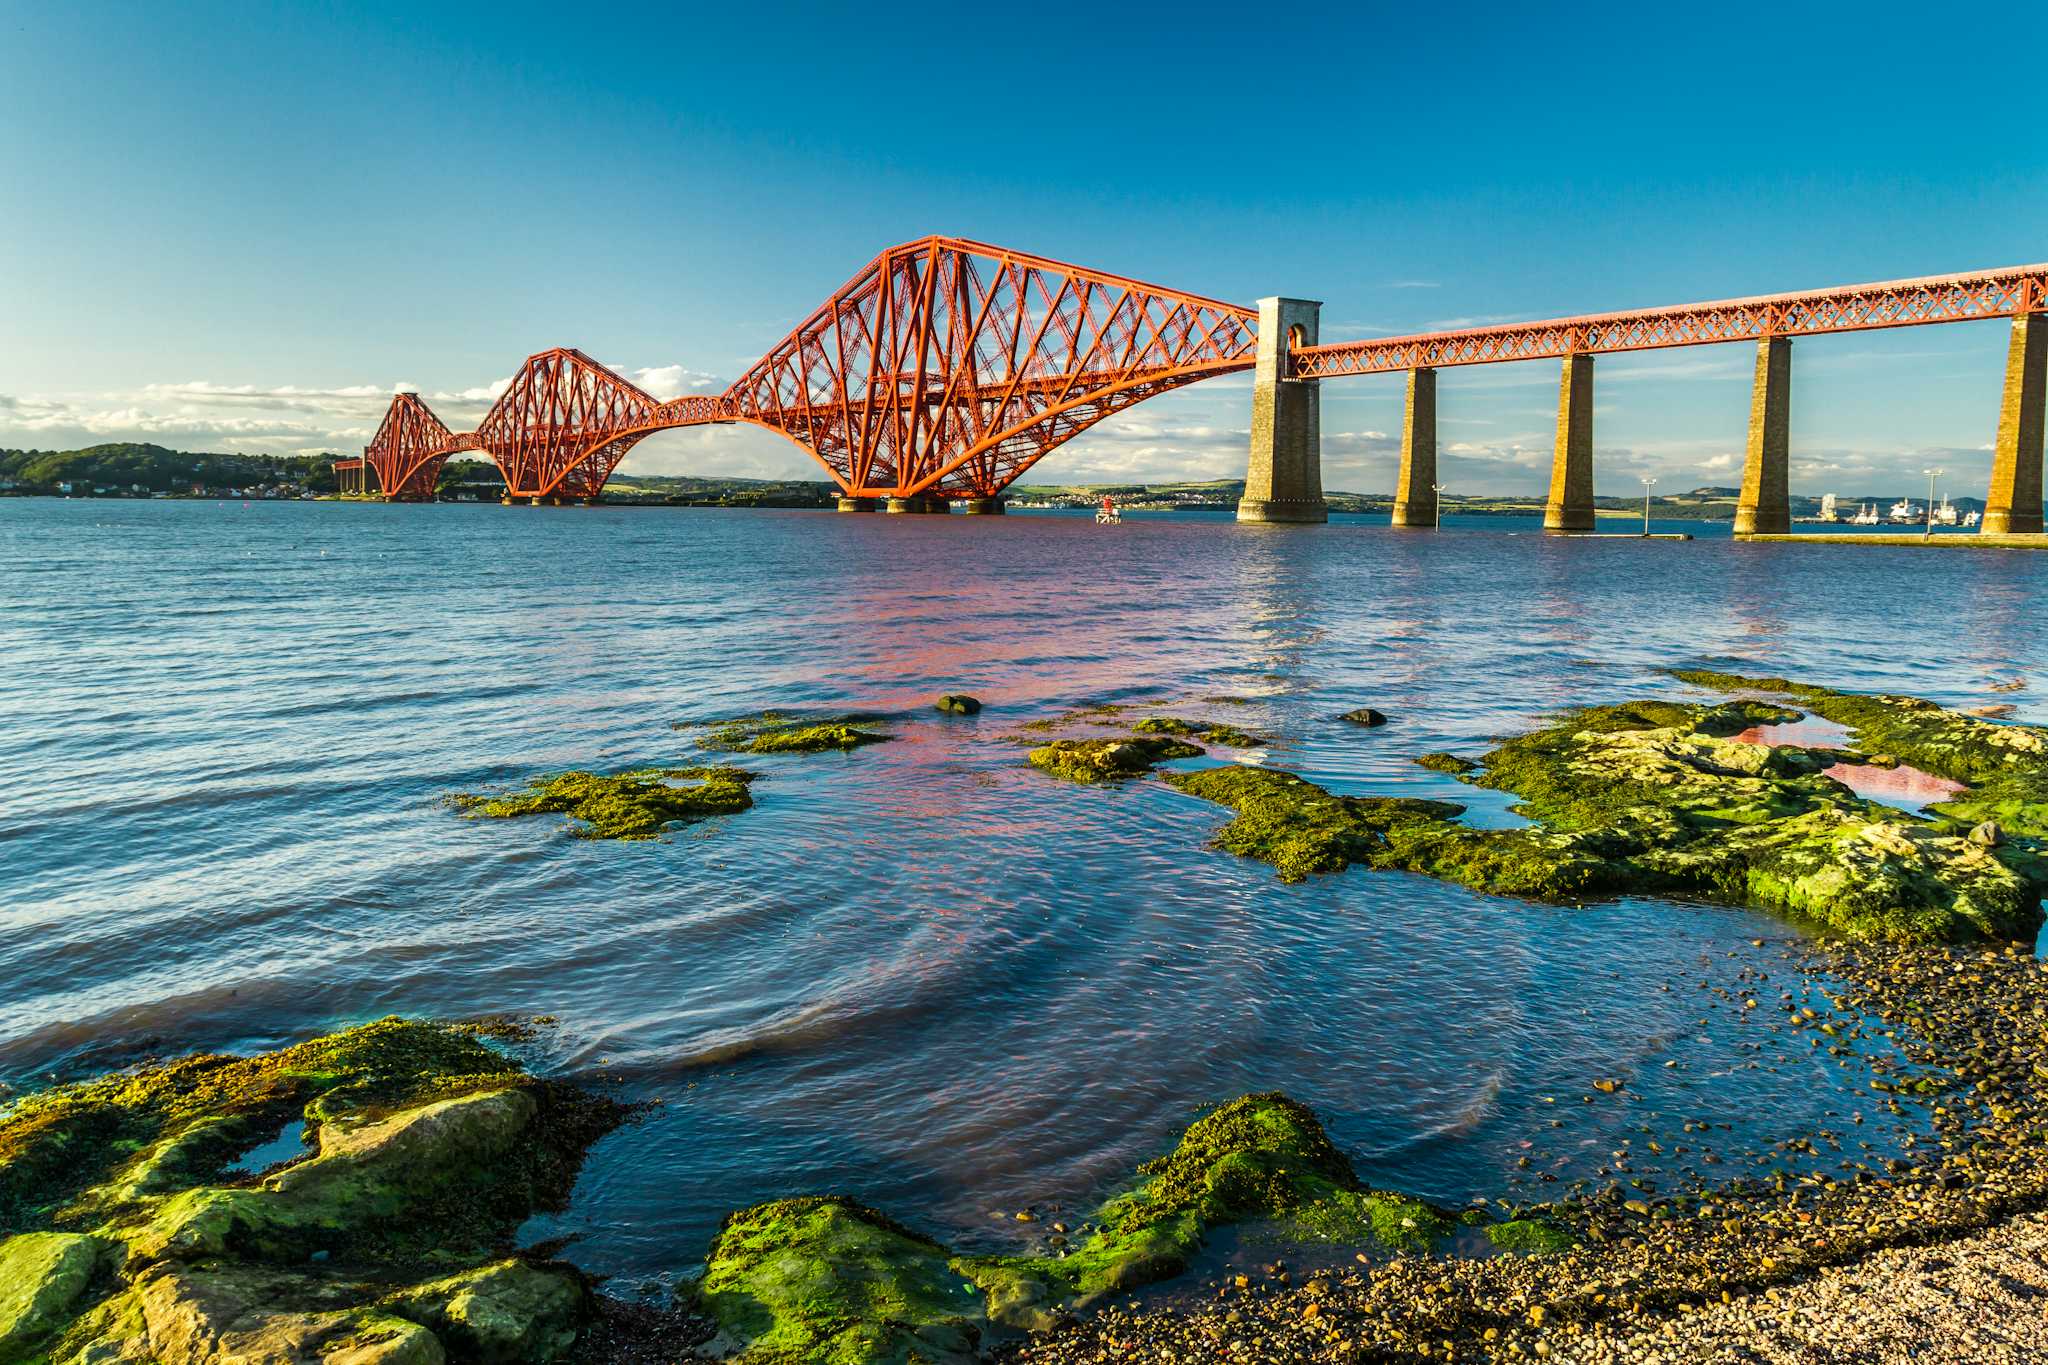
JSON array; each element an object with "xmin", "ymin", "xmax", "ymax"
[{"xmin": 0, "ymin": 442, "xmax": 351, "ymax": 496}]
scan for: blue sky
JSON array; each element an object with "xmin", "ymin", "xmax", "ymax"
[{"xmin": 3, "ymin": 1, "xmax": 2044, "ymax": 496}]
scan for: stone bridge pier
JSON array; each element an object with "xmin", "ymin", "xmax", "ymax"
[
  {"xmin": 1984, "ymin": 311, "xmax": 2045, "ymax": 535},
  {"xmin": 1237, "ymin": 297, "xmax": 1327, "ymax": 524}
]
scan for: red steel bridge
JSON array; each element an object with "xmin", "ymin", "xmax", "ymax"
[
  {"xmin": 365, "ymin": 237, "xmax": 1263, "ymax": 504},
  {"xmin": 361, "ymin": 236, "xmax": 2048, "ymax": 531}
]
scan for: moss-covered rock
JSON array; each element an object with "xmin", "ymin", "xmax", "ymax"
[
  {"xmin": 695, "ymin": 712, "xmax": 894, "ymax": 754},
  {"xmin": 386, "ymin": 1260, "xmax": 585, "ymax": 1363},
  {"xmin": 697, "ymin": 1197, "xmax": 984, "ymax": 1365},
  {"xmin": 127, "ymin": 1087, "xmax": 546, "ymax": 1265},
  {"xmin": 1025, "ymin": 735, "xmax": 1202, "ymax": 783},
  {"xmin": 1283, "ymin": 1188, "xmax": 1454, "ymax": 1252},
  {"xmin": 66, "ymin": 1264, "xmax": 444, "ymax": 1365},
  {"xmin": 692, "ymin": 1095, "xmax": 1447, "ymax": 1362},
  {"xmin": 1165, "ymin": 692, "xmax": 2048, "ymax": 944},
  {"xmin": 0, "ymin": 1232, "xmax": 114, "ymax": 1363},
  {"xmin": 449, "ymin": 766, "xmax": 755, "ymax": 839},
  {"xmin": 958, "ymin": 1094, "xmax": 1440, "ymax": 1313},
  {"xmin": 1132, "ymin": 717, "xmax": 1265, "ymax": 747},
  {"xmin": 935, "ymin": 694, "xmax": 982, "ymax": 716},
  {"xmin": 1673, "ymin": 669, "xmax": 2048, "ymax": 840},
  {"xmin": 0, "ymin": 1020, "xmax": 621, "ymax": 1364}
]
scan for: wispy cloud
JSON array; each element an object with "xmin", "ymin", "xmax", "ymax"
[{"xmin": 1320, "ymin": 321, "xmax": 1399, "ymax": 341}]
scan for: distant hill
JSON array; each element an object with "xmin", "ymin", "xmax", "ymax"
[{"xmin": 0, "ymin": 442, "xmax": 348, "ymax": 494}]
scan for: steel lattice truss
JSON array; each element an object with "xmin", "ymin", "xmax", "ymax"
[
  {"xmin": 363, "ymin": 237, "xmax": 1257, "ymax": 501},
  {"xmin": 712, "ymin": 237, "xmax": 1260, "ymax": 497},
  {"xmin": 363, "ymin": 245, "xmax": 2047, "ymax": 502},
  {"xmin": 1293, "ymin": 265, "xmax": 2048, "ymax": 378},
  {"xmin": 363, "ymin": 393, "xmax": 455, "ymax": 499},
  {"xmin": 470, "ymin": 348, "xmax": 664, "ymax": 500}
]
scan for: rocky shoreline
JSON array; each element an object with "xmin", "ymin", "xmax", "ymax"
[
  {"xmin": 997, "ymin": 939, "xmax": 2048, "ymax": 1364},
  {"xmin": 9, "ymin": 676, "xmax": 2048, "ymax": 1362}
]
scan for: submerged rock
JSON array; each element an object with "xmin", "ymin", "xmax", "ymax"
[
  {"xmin": 935, "ymin": 694, "xmax": 982, "ymax": 715},
  {"xmin": 1166, "ymin": 692, "xmax": 2048, "ymax": 944},
  {"xmin": 1341, "ymin": 707, "xmax": 1389, "ymax": 727},
  {"xmin": 1482, "ymin": 1217, "xmax": 1578, "ymax": 1254},
  {"xmin": 695, "ymin": 711, "xmax": 894, "ymax": 754},
  {"xmin": 0, "ymin": 1019, "xmax": 622, "ymax": 1364},
  {"xmin": 449, "ymin": 766, "xmax": 755, "ymax": 840},
  {"xmin": 1132, "ymin": 716, "xmax": 1266, "ymax": 747},
  {"xmin": 1025, "ymin": 735, "xmax": 1202, "ymax": 783}
]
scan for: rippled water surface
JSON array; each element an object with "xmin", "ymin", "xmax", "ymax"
[{"xmin": 3, "ymin": 499, "xmax": 2044, "ymax": 1286}]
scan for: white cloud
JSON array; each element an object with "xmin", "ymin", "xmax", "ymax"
[
  {"xmin": 624, "ymin": 364, "xmax": 724, "ymax": 401},
  {"xmin": 430, "ymin": 378, "xmax": 512, "ymax": 405}
]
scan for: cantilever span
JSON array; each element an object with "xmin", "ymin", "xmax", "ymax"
[
  {"xmin": 362, "ymin": 243, "xmax": 2048, "ymax": 536},
  {"xmin": 363, "ymin": 236, "xmax": 1260, "ymax": 504}
]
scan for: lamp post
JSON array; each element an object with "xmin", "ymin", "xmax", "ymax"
[
  {"xmin": 1641, "ymin": 476, "xmax": 1657, "ymax": 537},
  {"xmin": 1432, "ymin": 483, "xmax": 1445, "ymax": 531},
  {"xmin": 1922, "ymin": 467, "xmax": 1944, "ymax": 539}
]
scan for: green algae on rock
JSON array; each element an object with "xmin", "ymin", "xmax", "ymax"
[
  {"xmin": 935, "ymin": 694, "xmax": 982, "ymax": 715},
  {"xmin": 1483, "ymin": 1217, "xmax": 1578, "ymax": 1255},
  {"xmin": 1284, "ymin": 1188, "xmax": 1454, "ymax": 1252},
  {"xmin": 691, "ymin": 1094, "xmax": 1466, "ymax": 1363},
  {"xmin": 449, "ymin": 765, "xmax": 755, "ymax": 840},
  {"xmin": 0, "ymin": 1231, "xmax": 114, "ymax": 1363},
  {"xmin": 698, "ymin": 1197, "xmax": 986, "ymax": 1365},
  {"xmin": 693, "ymin": 711, "xmax": 894, "ymax": 754},
  {"xmin": 1132, "ymin": 716, "xmax": 1266, "ymax": 748},
  {"xmin": 1166, "ymin": 693, "xmax": 2047, "ymax": 944},
  {"xmin": 1025, "ymin": 735, "xmax": 1202, "ymax": 783},
  {"xmin": 1012, "ymin": 701, "xmax": 1150, "ymax": 734},
  {"xmin": 1672, "ymin": 668, "xmax": 2048, "ymax": 840},
  {"xmin": 962, "ymin": 1094, "xmax": 1464, "ymax": 1312},
  {"xmin": 0, "ymin": 1018, "xmax": 622, "ymax": 1364}
]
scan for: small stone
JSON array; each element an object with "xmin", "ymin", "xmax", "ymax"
[
  {"xmin": 936, "ymin": 693, "xmax": 983, "ymax": 715},
  {"xmin": 1593, "ymin": 1078, "xmax": 1623, "ymax": 1094},
  {"xmin": 1340, "ymin": 707, "xmax": 1389, "ymax": 727},
  {"xmin": 1969, "ymin": 820, "xmax": 2003, "ymax": 847}
]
